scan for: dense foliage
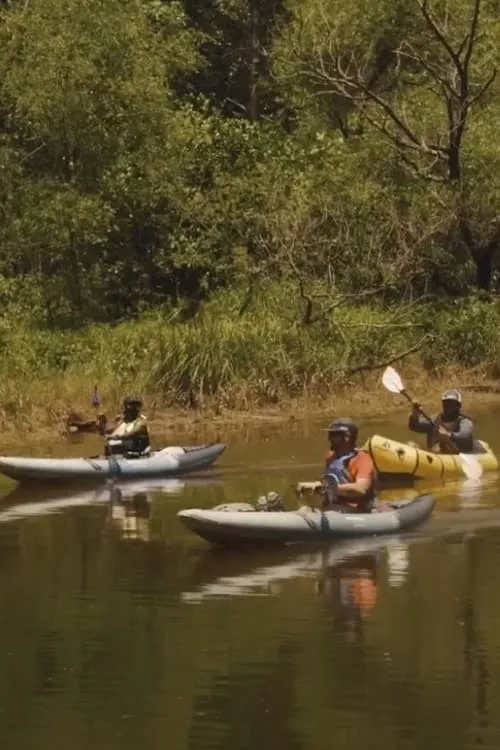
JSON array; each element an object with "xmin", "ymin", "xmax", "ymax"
[
  {"xmin": 0, "ymin": 287, "xmax": 498, "ymax": 431},
  {"xmin": 1, "ymin": 0, "xmax": 500, "ymax": 329},
  {"xmin": 1, "ymin": 0, "xmax": 500, "ymax": 427}
]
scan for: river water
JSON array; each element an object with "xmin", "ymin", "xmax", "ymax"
[{"xmin": 0, "ymin": 411, "xmax": 500, "ymax": 750}]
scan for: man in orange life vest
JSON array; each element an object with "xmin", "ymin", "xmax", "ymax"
[{"xmin": 297, "ymin": 418, "xmax": 377, "ymax": 513}]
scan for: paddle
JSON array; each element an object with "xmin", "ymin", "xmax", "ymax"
[
  {"xmin": 92, "ymin": 385, "xmax": 109, "ymax": 436},
  {"xmin": 92, "ymin": 384, "xmax": 100, "ymax": 411},
  {"xmin": 381, "ymin": 366, "xmax": 483, "ymax": 481}
]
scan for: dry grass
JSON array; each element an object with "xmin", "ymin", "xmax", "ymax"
[
  {"xmin": 0, "ymin": 286, "xmax": 499, "ymax": 447},
  {"xmin": 0, "ymin": 362, "xmax": 498, "ymax": 451}
]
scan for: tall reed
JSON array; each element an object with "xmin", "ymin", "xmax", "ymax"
[{"xmin": 0, "ymin": 285, "xmax": 498, "ymax": 431}]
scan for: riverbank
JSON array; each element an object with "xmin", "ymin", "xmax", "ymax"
[
  {"xmin": 109, "ymin": 368, "xmax": 500, "ymax": 435},
  {"xmin": 1, "ymin": 366, "xmax": 499, "ymax": 451},
  {"xmin": 1, "ymin": 288, "xmax": 500, "ymax": 447}
]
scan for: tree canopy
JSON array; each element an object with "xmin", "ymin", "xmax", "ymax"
[{"xmin": 0, "ymin": 0, "xmax": 499, "ymax": 327}]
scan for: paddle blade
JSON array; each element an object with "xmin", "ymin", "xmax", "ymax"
[
  {"xmin": 382, "ymin": 366, "xmax": 404, "ymax": 394},
  {"xmin": 459, "ymin": 453, "xmax": 483, "ymax": 481}
]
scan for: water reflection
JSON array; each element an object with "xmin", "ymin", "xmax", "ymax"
[
  {"xmin": 462, "ymin": 534, "xmax": 490, "ymax": 741},
  {"xmin": 386, "ymin": 540, "xmax": 410, "ymax": 587},
  {"xmin": 379, "ymin": 474, "xmax": 499, "ymax": 512},
  {"xmin": 106, "ymin": 486, "xmax": 152, "ymax": 542},
  {"xmin": 181, "ymin": 536, "xmax": 410, "ymax": 604},
  {"xmin": 0, "ymin": 476, "xmax": 222, "ymax": 526},
  {"xmin": 0, "ymin": 413, "xmax": 499, "ymax": 750},
  {"xmin": 314, "ymin": 547, "xmax": 380, "ymax": 644}
]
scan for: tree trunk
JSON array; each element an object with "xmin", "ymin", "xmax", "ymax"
[
  {"xmin": 248, "ymin": 0, "xmax": 259, "ymax": 121},
  {"xmin": 68, "ymin": 230, "xmax": 83, "ymax": 315},
  {"xmin": 473, "ymin": 248, "xmax": 495, "ymax": 292},
  {"xmin": 459, "ymin": 216, "xmax": 498, "ymax": 292}
]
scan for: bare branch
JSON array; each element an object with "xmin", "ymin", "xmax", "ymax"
[
  {"xmin": 419, "ymin": 0, "xmax": 462, "ymax": 70},
  {"xmin": 360, "ymin": 106, "xmax": 446, "ymax": 161},
  {"xmin": 463, "ymin": 0, "xmax": 482, "ymax": 70},
  {"xmin": 339, "ymin": 287, "xmax": 388, "ymax": 302},
  {"xmin": 345, "ymin": 334, "xmax": 430, "ymax": 376},
  {"xmin": 397, "ymin": 150, "xmax": 447, "ymax": 181},
  {"xmin": 290, "ymin": 0, "xmax": 492, "ymax": 192},
  {"xmin": 224, "ymin": 98, "xmax": 249, "ymax": 115},
  {"xmin": 305, "ymin": 287, "xmax": 389, "ymax": 325},
  {"xmin": 467, "ymin": 68, "xmax": 497, "ymax": 107},
  {"xmin": 285, "ymin": 240, "xmax": 390, "ymax": 326},
  {"xmin": 314, "ymin": 52, "xmax": 449, "ymax": 163},
  {"xmin": 398, "ymin": 43, "xmax": 455, "ymax": 98},
  {"xmin": 335, "ymin": 65, "xmax": 425, "ymax": 150},
  {"xmin": 298, "ymin": 280, "xmax": 314, "ymax": 326},
  {"xmin": 342, "ymin": 322, "xmax": 424, "ymax": 328}
]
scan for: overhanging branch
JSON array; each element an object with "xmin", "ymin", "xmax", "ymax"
[{"xmin": 345, "ymin": 334, "xmax": 430, "ymax": 375}]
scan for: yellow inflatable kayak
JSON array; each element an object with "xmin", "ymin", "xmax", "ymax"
[{"xmin": 363, "ymin": 434, "xmax": 498, "ymax": 480}]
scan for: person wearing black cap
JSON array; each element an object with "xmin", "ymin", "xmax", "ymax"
[
  {"xmin": 408, "ymin": 388, "xmax": 474, "ymax": 453},
  {"xmin": 104, "ymin": 396, "xmax": 151, "ymax": 458},
  {"xmin": 322, "ymin": 418, "xmax": 377, "ymax": 512},
  {"xmin": 297, "ymin": 418, "xmax": 377, "ymax": 513}
]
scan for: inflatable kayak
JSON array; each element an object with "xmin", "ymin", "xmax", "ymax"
[
  {"xmin": 177, "ymin": 494, "xmax": 435, "ymax": 546},
  {"xmin": 0, "ymin": 443, "xmax": 226, "ymax": 483},
  {"xmin": 363, "ymin": 434, "xmax": 498, "ymax": 481}
]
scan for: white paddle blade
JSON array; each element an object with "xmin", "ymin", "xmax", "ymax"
[
  {"xmin": 382, "ymin": 366, "xmax": 404, "ymax": 394},
  {"xmin": 459, "ymin": 453, "xmax": 483, "ymax": 481}
]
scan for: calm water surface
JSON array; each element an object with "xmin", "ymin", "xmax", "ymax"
[{"xmin": 1, "ymin": 412, "xmax": 500, "ymax": 750}]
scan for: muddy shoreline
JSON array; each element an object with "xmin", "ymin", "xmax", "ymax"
[{"xmin": 1, "ymin": 369, "xmax": 499, "ymax": 452}]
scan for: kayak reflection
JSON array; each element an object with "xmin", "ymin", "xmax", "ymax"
[
  {"xmin": 181, "ymin": 535, "xmax": 410, "ymax": 604},
  {"xmin": 105, "ymin": 485, "xmax": 152, "ymax": 542},
  {"xmin": 0, "ymin": 476, "xmax": 222, "ymax": 527}
]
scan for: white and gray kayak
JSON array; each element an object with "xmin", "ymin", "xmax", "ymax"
[
  {"xmin": 177, "ymin": 494, "xmax": 435, "ymax": 546},
  {"xmin": 0, "ymin": 443, "xmax": 226, "ymax": 483}
]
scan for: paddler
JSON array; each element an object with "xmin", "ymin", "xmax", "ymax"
[
  {"xmin": 104, "ymin": 396, "xmax": 151, "ymax": 458},
  {"xmin": 408, "ymin": 389, "xmax": 475, "ymax": 453},
  {"xmin": 297, "ymin": 418, "xmax": 377, "ymax": 513}
]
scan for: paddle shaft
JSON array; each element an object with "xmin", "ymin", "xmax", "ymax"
[{"xmin": 399, "ymin": 387, "xmax": 434, "ymax": 425}]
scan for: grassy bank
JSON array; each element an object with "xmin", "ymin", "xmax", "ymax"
[{"xmin": 2, "ymin": 284, "xmax": 500, "ymax": 441}]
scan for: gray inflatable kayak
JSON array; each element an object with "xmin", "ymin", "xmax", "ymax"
[
  {"xmin": 0, "ymin": 443, "xmax": 226, "ymax": 483},
  {"xmin": 177, "ymin": 494, "xmax": 435, "ymax": 546}
]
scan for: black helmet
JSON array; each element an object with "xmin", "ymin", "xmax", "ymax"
[
  {"xmin": 441, "ymin": 389, "xmax": 461, "ymax": 405},
  {"xmin": 123, "ymin": 395, "xmax": 142, "ymax": 409},
  {"xmin": 324, "ymin": 417, "xmax": 358, "ymax": 441}
]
